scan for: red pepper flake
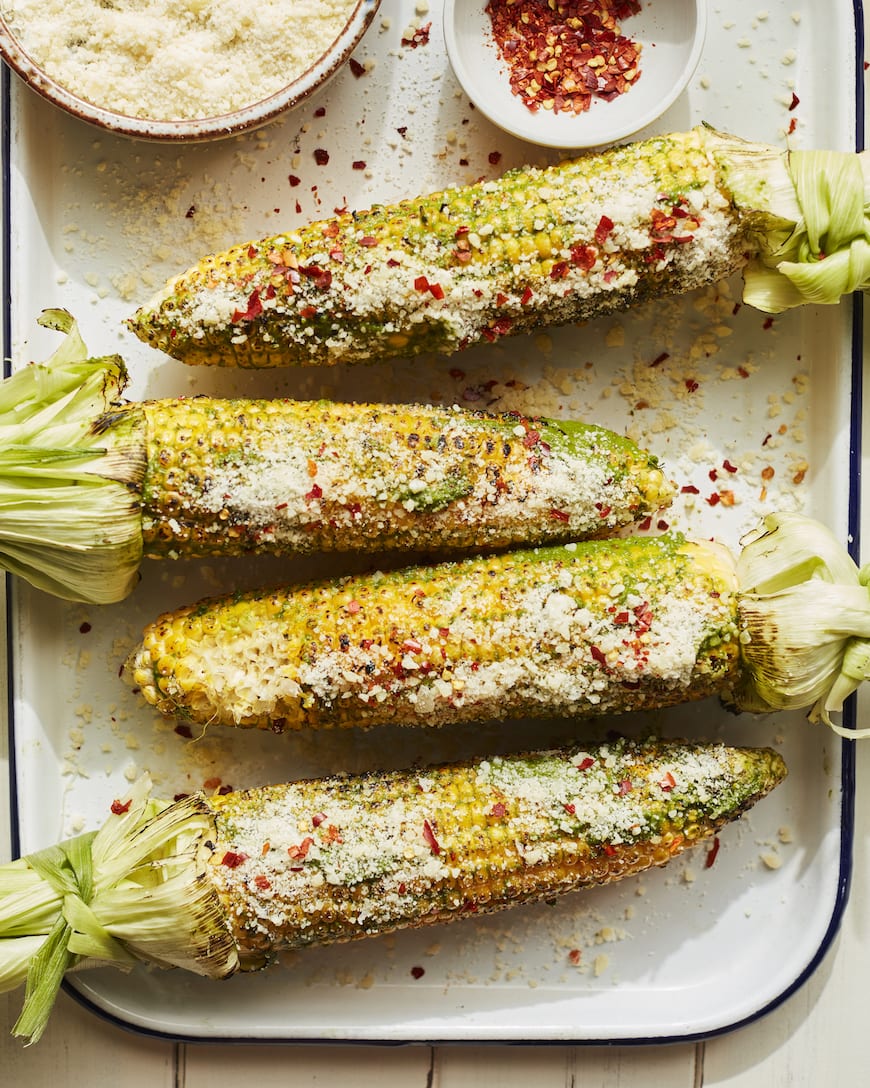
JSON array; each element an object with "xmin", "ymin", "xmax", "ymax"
[
  {"xmin": 79, "ymin": 621, "xmax": 92, "ymax": 634},
  {"xmin": 305, "ymin": 483, "xmax": 323, "ymax": 502},
  {"xmin": 723, "ymin": 459, "xmax": 739, "ymax": 474},
  {"xmin": 563, "ymin": 802, "xmax": 576, "ymax": 815},
  {"xmin": 488, "ymin": 150, "xmax": 502, "ymax": 165},
  {"xmin": 762, "ymin": 316, "xmax": 775, "ymax": 330},
  {"xmin": 549, "ymin": 508, "xmax": 570, "ymax": 522},
  {"xmin": 490, "ymin": 802, "xmax": 507, "ymax": 817},
  {"xmin": 221, "ymin": 851, "xmax": 249, "ymax": 868},
  {"xmin": 288, "ymin": 175, "xmax": 301, "ymax": 187},
  {"xmin": 706, "ymin": 492, "xmax": 721, "ymax": 507},
  {"xmin": 520, "ymin": 286, "xmax": 534, "ymax": 305},
  {"xmin": 401, "ymin": 639, "xmax": 423, "ymax": 653},
  {"xmin": 414, "ymin": 275, "xmax": 430, "ymax": 292},
  {"xmin": 680, "ymin": 484, "xmax": 700, "ymax": 494},
  {"xmin": 660, "ymin": 772, "xmax": 676, "ymax": 792},
  {"xmin": 174, "ymin": 723, "xmax": 193, "ymax": 738},
  {"xmin": 313, "ymin": 148, "xmax": 330, "ymax": 166},
  {"xmin": 486, "ymin": 0, "xmax": 642, "ymax": 115},
  {"xmin": 570, "ymin": 244, "xmax": 596, "ymax": 270},
  {"xmin": 348, "ymin": 57, "xmax": 366, "ymax": 78},
  {"xmin": 617, "ymin": 778, "xmax": 633, "ymax": 795},
  {"xmin": 602, "ymin": 844, "xmax": 617, "ymax": 857},
  {"xmin": 300, "ymin": 265, "xmax": 332, "ymax": 289},
  {"xmin": 299, "ymin": 305, "xmax": 317, "ymax": 319},
  {"xmin": 684, "ymin": 378, "xmax": 699, "ymax": 393},
  {"xmin": 649, "ymin": 351, "xmax": 669, "ymax": 367},
  {"xmin": 429, "ymin": 281, "xmax": 446, "ymax": 301},
  {"xmin": 110, "ymin": 798, "xmax": 132, "ymax": 815},
  {"xmin": 324, "ymin": 824, "xmax": 343, "ymax": 844},
  {"xmin": 401, "ymin": 22, "xmax": 431, "ymax": 48},
  {"xmin": 312, "ymin": 812, "xmax": 328, "ymax": 828},
  {"xmin": 590, "ymin": 645, "xmax": 607, "ymax": 666},
  {"xmin": 789, "ymin": 92, "xmax": 800, "ymax": 110},
  {"xmin": 287, "ymin": 837, "xmax": 314, "ymax": 861},
  {"xmin": 595, "ymin": 215, "xmax": 614, "ymax": 246},
  {"xmin": 352, "ymin": 160, "xmax": 367, "ymax": 170},
  {"xmin": 410, "ymin": 965, "xmax": 426, "ymax": 979},
  {"xmin": 705, "ymin": 836, "xmax": 721, "ymax": 868},
  {"xmin": 550, "ymin": 260, "xmax": 569, "ymax": 280},
  {"xmin": 422, "ymin": 819, "xmax": 441, "ymax": 855},
  {"xmin": 522, "ymin": 429, "xmax": 540, "ymax": 448},
  {"xmin": 232, "ymin": 288, "xmax": 263, "ymax": 324},
  {"xmin": 254, "ymin": 875, "xmax": 271, "ymax": 891},
  {"xmin": 577, "ymin": 757, "xmax": 596, "ymax": 772},
  {"xmin": 568, "ymin": 949, "xmax": 582, "ymax": 965},
  {"xmin": 314, "ymin": 106, "xmax": 326, "ymax": 118}
]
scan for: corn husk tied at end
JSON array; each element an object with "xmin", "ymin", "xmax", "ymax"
[{"xmin": 734, "ymin": 512, "xmax": 870, "ymax": 733}]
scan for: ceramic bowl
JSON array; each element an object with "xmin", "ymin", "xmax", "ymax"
[
  {"xmin": 0, "ymin": 0, "xmax": 380, "ymax": 141},
  {"xmin": 443, "ymin": 0, "xmax": 706, "ymax": 149}
]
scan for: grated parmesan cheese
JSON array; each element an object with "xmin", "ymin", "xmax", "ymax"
[{"xmin": 2, "ymin": 0, "xmax": 358, "ymax": 121}]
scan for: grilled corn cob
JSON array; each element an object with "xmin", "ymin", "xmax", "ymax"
[
  {"xmin": 0, "ymin": 311, "xmax": 671, "ymax": 603},
  {"xmin": 0, "ymin": 738, "xmax": 786, "ymax": 1043},
  {"xmin": 127, "ymin": 512, "xmax": 870, "ymax": 733},
  {"xmin": 127, "ymin": 127, "xmax": 870, "ymax": 367}
]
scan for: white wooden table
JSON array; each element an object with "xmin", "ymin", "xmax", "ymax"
[{"xmin": 2, "ymin": 24, "xmax": 869, "ymax": 1088}]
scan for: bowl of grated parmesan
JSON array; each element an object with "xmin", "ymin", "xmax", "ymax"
[{"xmin": 0, "ymin": 0, "xmax": 380, "ymax": 140}]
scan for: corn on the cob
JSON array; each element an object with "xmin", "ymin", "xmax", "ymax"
[
  {"xmin": 127, "ymin": 513, "xmax": 870, "ymax": 733},
  {"xmin": 0, "ymin": 738, "xmax": 787, "ymax": 1042},
  {"xmin": 126, "ymin": 127, "xmax": 870, "ymax": 367},
  {"xmin": 128, "ymin": 531, "xmax": 740, "ymax": 730},
  {"xmin": 0, "ymin": 311, "xmax": 671, "ymax": 603}
]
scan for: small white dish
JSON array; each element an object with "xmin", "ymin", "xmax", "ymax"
[{"xmin": 443, "ymin": 0, "xmax": 706, "ymax": 149}]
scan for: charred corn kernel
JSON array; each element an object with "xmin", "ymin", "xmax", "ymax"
[
  {"xmin": 126, "ymin": 532, "xmax": 741, "ymax": 732},
  {"xmin": 100, "ymin": 397, "xmax": 673, "ymax": 558},
  {"xmin": 127, "ymin": 128, "xmax": 751, "ymax": 368},
  {"xmin": 205, "ymin": 738, "xmax": 786, "ymax": 964}
]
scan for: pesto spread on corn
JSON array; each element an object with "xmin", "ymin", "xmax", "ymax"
[{"xmin": 1, "ymin": 0, "xmax": 358, "ymax": 121}]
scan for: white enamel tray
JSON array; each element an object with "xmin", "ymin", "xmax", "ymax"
[{"xmin": 2, "ymin": 0, "xmax": 862, "ymax": 1043}]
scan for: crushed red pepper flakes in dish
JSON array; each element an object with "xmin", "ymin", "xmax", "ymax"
[{"xmin": 485, "ymin": 0, "xmax": 643, "ymax": 115}]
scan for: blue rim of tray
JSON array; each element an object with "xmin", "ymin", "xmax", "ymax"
[{"xmin": 0, "ymin": 0, "xmax": 863, "ymax": 1046}]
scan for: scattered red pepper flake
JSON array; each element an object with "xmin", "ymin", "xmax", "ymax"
[
  {"xmin": 410, "ymin": 965, "xmax": 426, "ymax": 979},
  {"xmin": 563, "ymin": 802, "xmax": 576, "ymax": 815},
  {"xmin": 789, "ymin": 92, "xmax": 800, "ymax": 110},
  {"xmin": 488, "ymin": 150, "xmax": 502, "ymax": 165},
  {"xmin": 723, "ymin": 459, "xmax": 739, "ymax": 474},
  {"xmin": 649, "ymin": 351, "xmax": 669, "ymax": 367},
  {"xmin": 287, "ymin": 837, "xmax": 314, "ymax": 861},
  {"xmin": 705, "ymin": 836, "xmax": 721, "ymax": 868},
  {"xmin": 221, "ymin": 851, "xmax": 248, "ymax": 868},
  {"xmin": 659, "ymin": 772, "xmax": 676, "ymax": 792},
  {"xmin": 762, "ymin": 316, "xmax": 775, "ymax": 330},
  {"xmin": 577, "ymin": 757, "xmax": 595, "ymax": 771},
  {"xmin": 684, "ymin": 378, "xmax": 699, "ymax": 393},
  {"xmin": 254, "ymin": 875, "xmax": 271, "ymax": 891},
  {"xmin": 549, "ymin": 508, "xmax": 570, "ymax": 522},
  {"xmin": 617, "ymin": 778, "xmax": 633, "ymax": 795},
  {"xmin": 305, "ymin": 483, "xmax": 323, "ymax": 502},
  {"xmin": 520, "ymin": 286, "xmax": 534, "ymax": 305},
  {"xmin": 352, "ymin": 160, "xmax": 367, "ymax": 170},
  {"xmin": 288, "ymin": 174, "xmax": 301, "ymax": 187},
  {"xmin": 680, "ymin": 484, "xmax": 700, "ymax": 494},
  {"xmin": 231, "ymin": 288, "xmax": 263, "ymax": 324},
  {"xmin": 313, "ymin": 148, "xmax": 330, "ymax": 165},
  {"xmin": 348, "ymin": 57, "xmax": 366, "ymax": 78},
  {"xmin": 590, "ymin": 645, "xmax": 607, "ymax": 666},
  {"xmin": 313, "ymin": 106, "xmax": 326, "ymax": 118},
  {"xmin": 422, "ymin": 819, "xmax": 441, "ymax": 855},
  {"xmin": 490, "ymin": 802, "xmax": 507, "ymax": 817},
  {"xmin": 312, "ymin": 812, "xmax": 328, "ymax": 828},
  {"xmin": 174, "ymin": 723, "xmax": 193, "ymax": 738},
  {"xmin": 594, "ymin": 215, "xmax": 614, "ymax": 246},
  {"xmin": 300, "ymin": 264, "xmax": 332, "ymax": 289},
  {"xmin": 401, "ymin": 22, "xmax": 431, "ymax": 48},
  {"xmin": 79, "ymin": 621, "xmax": 92, "ymax": 634},
  {"xmin": 110, "ymin": 799, "xmax": 132, "ymax": 815},
  {"xmin": 568, "ymin": 949, "xmax": 582, "ymax": 965}
]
